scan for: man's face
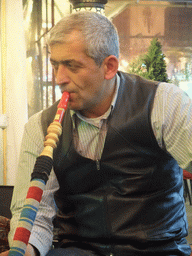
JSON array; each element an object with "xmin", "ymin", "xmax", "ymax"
[{"xmin": 50, "ymin": 31, "xmax": 113, "ymax": 118}]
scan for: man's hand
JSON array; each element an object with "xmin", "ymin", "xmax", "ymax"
[
  {"xmin": 0, "ymin": 244, "xmax": 39, "ymax": 256},
  {"xmin": 0, "ymin": 251, "xmax": 9, "ymax": 256},
  {"xmin": 26, "ymin": 244, "xmax": 39, "ymax": 256}
]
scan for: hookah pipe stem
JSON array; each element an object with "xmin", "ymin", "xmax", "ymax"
[{"xmin": 8, "ymin": 92, "xmax": 69, "ymax": 256}]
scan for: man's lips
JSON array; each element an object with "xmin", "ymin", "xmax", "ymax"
[
  {"xmin": 61, "ymin": 91, "xmax": 77, "ymax": 102},
  {"xmin": 61, "ymin": 89, "xmax": 73, "ymax": 94}
]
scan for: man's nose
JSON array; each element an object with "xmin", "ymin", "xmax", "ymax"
[{"xmin": 55, "ymin": 64, "xmax": 70, "ymax": 85}]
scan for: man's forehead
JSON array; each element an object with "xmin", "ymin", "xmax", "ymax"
[
  {"xmin": 50, "ymin": 30, "xmax": 84, "ymax": 46},
  {"xmin": 49, "ymin": 42, "xmax": 88, "ymax": 64}
]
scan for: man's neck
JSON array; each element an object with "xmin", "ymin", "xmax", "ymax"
[{"xmin": 79, "ymin": 77, "xmax": 117, "ymax": 118}]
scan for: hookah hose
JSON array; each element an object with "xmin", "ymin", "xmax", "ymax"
[{"xmin": 8, "ymin": 92, "xmax": 69, "ymax": 256}]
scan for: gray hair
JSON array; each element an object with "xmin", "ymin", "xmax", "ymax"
[{"xmin": 48, "ymin": 11, "xmax": 119, "ymax": 66}]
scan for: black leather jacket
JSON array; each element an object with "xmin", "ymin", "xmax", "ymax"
[{"xmin": 41, "ymin": 72, "xmax": 190, "ymax": 255}]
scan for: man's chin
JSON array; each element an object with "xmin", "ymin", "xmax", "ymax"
[{"xmin": 67, "ymin": 102, "xmax": 82, "ymax": 112}]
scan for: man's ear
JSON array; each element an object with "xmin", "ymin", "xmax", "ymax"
[{"xmin": 103, "ymin": 55, "xmax": 119, "ymax": 80}]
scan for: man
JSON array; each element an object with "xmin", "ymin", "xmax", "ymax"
[{"xmin": 1, "ymin": 11, "xmax": 192, "ymax": 256}]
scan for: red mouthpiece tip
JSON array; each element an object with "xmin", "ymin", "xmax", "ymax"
[{"xmin": 58, "ymin": 92, "xmax": 69, "ymax": 109}]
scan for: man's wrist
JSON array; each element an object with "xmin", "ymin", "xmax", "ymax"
[{"xmin": 28, "ymin": 244, "xmax": 40, "ymax": 256}]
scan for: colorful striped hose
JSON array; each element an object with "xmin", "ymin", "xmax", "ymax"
[{"xmin": 8, "ymin": 92, "xmax": 69, "ymax": 256}]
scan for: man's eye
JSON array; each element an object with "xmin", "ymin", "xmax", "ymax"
[
  {"xmin": 50, "ymin": 60, "xmax": 82, "ymax": 73},
  {"xmin": 67, "ymin": 62, "xmax": 73, "ymax": 68},
  {"xmin": 67, "ymin": 63, "xmax": 80, "ymax": 72}
]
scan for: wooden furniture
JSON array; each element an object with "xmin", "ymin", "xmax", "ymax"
[{"xmin": 0, "ymin": 185, "xmax": 13, "ymax": 253}]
